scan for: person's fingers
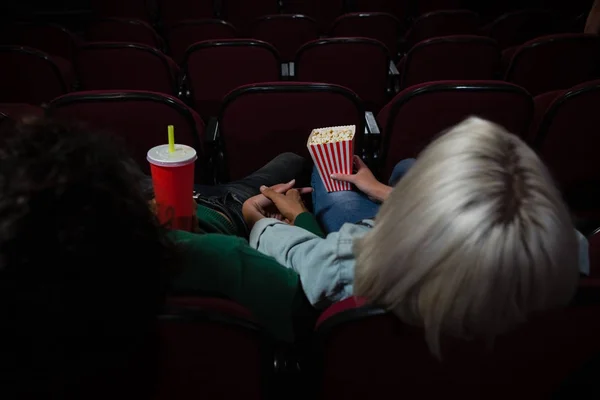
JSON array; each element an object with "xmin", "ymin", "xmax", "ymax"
[
  {"xmin": 354, "ymin": 155, "xmax": 367, "ymax": 170},
  {"xmin": 330, "ymin": 173, "xmax": 355, "ymax": 183},
  {"xmin": 286, "ymin": 188, "xmax": 301, "ymax": 200},
  {"xmin": 270, "ymin": 179, "xmax": 295, "ymax": 194},
  {"xmin": 297, "ymin": 187, "xmax": 313, "ymax": 194},
  {"xmin": 260, "ymin": 185, "xmax": 286, "ymax": 202}
]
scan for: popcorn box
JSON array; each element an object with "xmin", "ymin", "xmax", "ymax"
[{"xmin": 307, "ymin": 125, "xmax": 355, "ymax": 192}]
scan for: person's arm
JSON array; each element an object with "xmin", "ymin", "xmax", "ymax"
[
  {"xmin": 331, "ymin": 155, "xmax": 392, "ymax": 202},
  {"xmin": 293, "ymin": 211, "xmax": 325, "ymax": 238},
  {"xmin": 249, "ymin": 217, "xmax": 361, "ymax": 309},
  {"xmin": 585, "ymin": 0, "xmax": 600, "ymax": 34}
]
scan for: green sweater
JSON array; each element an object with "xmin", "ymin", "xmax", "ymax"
[{"xmin": 168, "ymin": 206, "xmax": 322, "ymax": 343}]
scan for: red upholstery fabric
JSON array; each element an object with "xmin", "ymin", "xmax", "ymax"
[
  {"xmin": 590, "ymin": 229, "xmax": 600, "ymax": 278},
  {"xmin": 251, "ymin": 14, "xmax": 318, "ymax": 62},
  {"xmin": 416, "ymin": 0, "xmax": 465, "ymax": 15},
  {"xmin": 166, "ymin": 19, "xmax": 238, "ymax": 64},
  {"xmin": 221, "ymin": 0, "xmax": 280, "ymax": 34},
  {"xmin": 313, "ymin": 293, "xmax": 600, "ymax": 399},
  {"xmin": 218, "ymin": 82, "xmax": 364, "ymax": 181},
  {"xmin": 505, "ymin": 34, "xmax": 600, "ymax": 96},
  {"xmin": 0, "ymin": 103, "xmax": 44, "ymax": 126},
  {"xmin": 76, "ymin": 43, "xmax": 178, "ymax": 95},
  {"xmin": 399, "ymin": 35, "xmax": 501, "ymax": 88},
  {"xmin": 330, "ymin": 12, "xmax": 403, "ymax": 58},
  {"xmin": 0, "ymin": 46, "xmax": 71, "ymax": 105},
  {"xmin": 86, "ymin": 18, "xmax": 163, "ymax": 49},
  {"xmin": 90, "ymin": 0, "xmax": 151, "ymax": 21},
  {"xmin": 404, "ymin": 10, "xmax": 480, "ymax": 49},
  {"xmin": 157, "ymin": 0, "xmax": 214, "ymax": 24},
  {"xmin": 528, "ymin": 89, "xmax": 563, "ymax": 143},
  {"xmin": 352, "ymin": 0, "xmax": 410, "ymax": 20},
  {"xmin": 482, "ymin": 9, "xmax": 559, "ymax": 50},
  {"xmin": 316, "ymin": 297, "xmax": 367, "ymax": 327},
  {"xmin": 296, "ymin": 38, "xmax": 389, "ymax": 111},
  {"xmin": 0, "ymin": 23, "xmax": 78, "ymax": 62},
  {"xmin": 184, "ymin": 39, "xmax": 280, "ymax": 120},
  {"xmin": 283, "ymin": 0, "xmax": 345, "ymax": 32},
  {"xmin": 48, "ymin": 90, "xmax": 207, "ymax": 181},
  {"xmin": 156, "ymin": 297, "xmax": 268, "ymax": 400},
  {"xmin": 376, "ymin": 80, "xmax": 533, "ymax": 181},
  {"xmin": 531, "ymin": 80, "xmax": 600, "ymax": 214}
]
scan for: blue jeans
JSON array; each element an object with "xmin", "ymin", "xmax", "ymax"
[{"xmin": 312, "ymin": 158, "xmax": 416, "ymax": 233}]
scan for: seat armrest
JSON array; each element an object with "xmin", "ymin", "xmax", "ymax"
[
  {"xmin": 281, "ymin": 62, "xmax": 290, "ymax": 79},
  {"xmin": 388, "ymin": 61, "xmax": 400, "ymax": 94},
  {"xmin": 363, "ymin": 112, "xmax": 382, "ymax": 167},
  {"xmin": 206, "ymin": 117, "xmax": 219, "ymax": 143},
  {"xmin": 365, "ymin": 111, "xmax": 380, "ymax": 135}
]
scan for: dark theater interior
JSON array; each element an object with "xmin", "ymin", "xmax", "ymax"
[{"xmin": 0, "ymin": 0, "xmax": 599, "ymax": 399}]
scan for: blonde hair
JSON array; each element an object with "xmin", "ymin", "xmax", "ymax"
[{"xmin": 353, "ymin": 117, "xmax": 579, "ymax": 358}]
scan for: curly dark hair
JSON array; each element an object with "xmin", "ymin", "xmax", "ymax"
[{"xmin": 0, "ymin": 118, "xmax": 176, "ymax": 398}]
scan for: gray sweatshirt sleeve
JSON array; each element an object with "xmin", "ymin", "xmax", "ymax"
[{"xmin": 249, "ymin": 218, "xmax": 358, "ymax": 309}]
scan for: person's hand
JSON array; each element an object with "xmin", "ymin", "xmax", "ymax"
[
  {"xmin": 331, "ymin": 155, "xmax": 392, "ymax": 202},
  {"xmin": 242, "ymin": 180, "xmax": 312, "ymax": 229},
  {"xmin": 259, "ymin": 186, "xmax": 309, "ymax": 224}
]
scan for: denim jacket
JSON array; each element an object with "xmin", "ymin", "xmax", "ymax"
[{"xmin": 250, "ymin": 215, "xmax": 590, "ymax": 310}]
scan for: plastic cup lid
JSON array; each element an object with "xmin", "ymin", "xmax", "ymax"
[{"xmin": 147, "ymin": 144, "xmax": 197, "ymax": 167}]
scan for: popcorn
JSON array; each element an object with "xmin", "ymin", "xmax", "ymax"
[
  {"xmin": 307, "ymin": 125, "xmax": 355, "ymax": 192},
  {"xmin": 308, "ymin": 126, "xmax": 355, "ymax": 145}
]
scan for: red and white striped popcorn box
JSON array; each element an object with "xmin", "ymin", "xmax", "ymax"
[{"xmin": 307, "ymin": 125, "xmax": 355, "ymax": 192}]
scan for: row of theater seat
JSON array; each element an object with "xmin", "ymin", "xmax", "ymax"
[
  {"xmin": 1, "ymin": 8, "xmax": 585, "ymax": 63},
  {"xmin": 91, "ymin": 0, "xmax": 468, "ymax": 30},
  {"xmin": 2, "ymin": 79, "xmax": 599, "ymax": 217},
  {"xmin": 88, "ymin": 0, "xmax": 588, "ymax": 33},
  {"xmin": 135, "ymin": 231, "xmax": 600, "ymax": 399},
  {"xmin": 1, "ymin": 32, "xmax": 599, "ymax": 118}
]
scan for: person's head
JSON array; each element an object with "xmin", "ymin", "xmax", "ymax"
[
  {"xmin": 354, "ymin": 117, "xmax": 579, "ymax": 357},
  {"xmin": 0, "ymin": 118, "xmax": 174, "ymax": 397}
]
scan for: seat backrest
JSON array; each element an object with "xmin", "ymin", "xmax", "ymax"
[
  {"xmin": 183, "ymin": 39, "xmax": 281, "ymax": 120},
  {"xmin": 251, "ymin": 14, "xmax": 318, "ymax": 62},
  {"xmin": 283, "ymin": 0, "xmax": 346, "ymax": 32},
  {"xmin": 330, "ymin": 12, "xmax": 403, "ymax": 57},
  {"xmin": 221, "ymin": 0, "xmax": 280, "ymax": 33},
  {"xmin": 0, "ymin": 22, "xmax": 78, "ymax": 62},
  {"xmin": 351, "ymin": 0, "xmax": 411, "ymax": 19},
  {"xmin": 158, "ymin": 0, "xmax": 215, "ymax": 24},
  {"xmin": 405, "ymin": 10, "xmax": 480, "ymax": 49},
  {"xmin": 484, "ymin": 9, "xmax": 560, "ymax": 50},
  {"xmin": 590, "ymin": 228, "xmax": 600, "ymax": 278},
  {"xmin": 0, "ymin": 46, "xmax": 70, "ymax": 104},
  {"xmin": 311, "ymin": 295, "xmax": 600, "ymax": 399},
  {"xmin": 416, "ymin": 0, "xmax": 465, "ymax": 15},
  {"xmin": 86, "ymin": 18, "xmax": 162, "ymax": 49},
  {"xmin": 0, "ymin": 103, "xmax": 44, "ymax": 125},
  {"xmin": 166, "ymin": 19, "xmax": 238, "ymax": 64},
  {"xmin": 156, "ymin": 297, "xmax": 271, "ymax": 400},
  {"xmin": 218, "ymin": 82, "xmax": 364, "ymax": 181},
  {"xmin": 376, "ymin": 80, "xmax": 533, "ymax": 181},
  {"xmin": 47, "ymin": 91, "xmax": 208, "ymax": 181},
  {"xmin": 90, "ymin": 0, "xmax": 151, "ymax": 21},
  {"xmin": 296, "ymin": 38, "xmax": 390, "ymax": 111},
  {"xmin": 532, "ymin": 80, "xmax": 600, "ymax": 197},
  {"xmin": 401, "ymin": 35, "xmax": 501, "ymax": 88},
  {"xmin": 76, "ymin": 43, "xmax": 178, "ymax": 95},
  {"xmin": 505, "ymin": 34, "xmax": 600, "ymax": 96}
]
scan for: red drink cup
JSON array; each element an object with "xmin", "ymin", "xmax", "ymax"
[
  {"xmin": 307, "ymin": 125, "xmax": 356, "ymax": 192},
  {"xmin": 147, "ymin": 144, "xmax": 197, "ymax": 231}
]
